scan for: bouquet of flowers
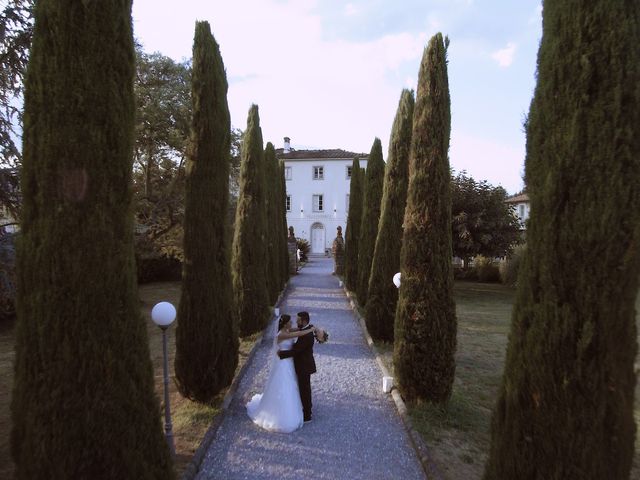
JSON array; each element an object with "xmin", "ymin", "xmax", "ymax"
[{"xmin": 314, "ymin": 327, "xmax": 329, "ymax": 343}]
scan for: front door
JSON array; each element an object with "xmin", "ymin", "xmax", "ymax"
[{"xmin": 311, "ymin": 223, "xmax": 325, "ymax": 254}]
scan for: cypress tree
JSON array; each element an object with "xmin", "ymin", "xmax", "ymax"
[
  {"xmin": 174, "ymin": 21, "xmax": 238, "ymax": 403},
  {"xmin": 365, "ymin": 89, "xmax": 414, "ymax": 341},
  {"xmin": 232, "ymin": 105, "xmax": 270, "ymax": 336},
  {"xmin": 484, "ymin": 2, "xmax": 640, "ymax": 478},
  {"xmin": 10, "ymin": 1, "xmax": 173, "ymax": 477},
  {"xmin": 356, "ymin": 138, "xmax": 385, "ymax": 305},
  {"xmin": 344, "ymin": 157, "xmax": 363, "ymax": 292},
  {"xmin": 278, "ymin": 161, "xmax": 289, "ymax": 288},
  {"xmin": 393, "ymin": 33, "xmax": 456, "ymax": 404},
  {"xmin": 264, "ymin": 142, "xmax": 280, "ymax": 304}
]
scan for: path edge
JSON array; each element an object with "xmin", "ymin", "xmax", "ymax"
[
  {"xmin": 342, "ymin": 286, "xmax": 445, "ymax": 480},
  {"xmin": 180, "ymin": 283, "xmax": 290, "ymax": 480}
]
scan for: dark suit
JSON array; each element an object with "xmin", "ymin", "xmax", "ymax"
[{"xmin": 279, "ymin": 324, "xmax": 316, "ymax": 420}]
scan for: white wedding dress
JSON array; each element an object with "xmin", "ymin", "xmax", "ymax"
[{"xmin": 246, "ymin": 337, "xmax": 304, "ymax": 433}]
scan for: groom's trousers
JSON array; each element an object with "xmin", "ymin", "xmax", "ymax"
[{"xmin": 297, "ymin": 372, "xmax": 312, "ymax": 420}]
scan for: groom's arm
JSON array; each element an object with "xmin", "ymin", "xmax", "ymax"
[{"xmin": 278, "ymin": 331, "xmax": 313, "ymax": 359}]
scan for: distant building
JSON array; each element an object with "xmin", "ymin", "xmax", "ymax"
[
  {"xmin": 505, "ymin": 192, "xmax": 530, "ymax": 230},
  {"xmin": 277, "ymin": 137, "xmax": 368, "ymax": 255}
]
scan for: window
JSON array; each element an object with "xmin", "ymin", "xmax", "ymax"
[
  {"xmin": 313, "ymin": 194, "xmax": 324, "ymax": 212},
  {"xmin": 346, "ymin": 165, "xmax": 352, "ymax": 179},
  {"xmin": 519, "ymin": 204, "xmax": 525, "ymax": 219},
  {"xmin": 345, "ymin": 194, "xmax": 350, "ymax": 213},
  {"xmin": 313, "ymin": 166, "xmax": 324, "ymax": 180},
  {"xmin": 286, "ymin": 195, "xmax": 291, "ymax": 212},
  {"xmin": 285, "ymin": 166, "xmax": 292, "ymax": 180}
]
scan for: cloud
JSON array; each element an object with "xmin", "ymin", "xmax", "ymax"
[
  {"xmin": 450, "ymin": 131, "xmax": 524, "ymax": 194},
  {"xmin": 344, "ymin": 3, "xmax": 358, "ymax": 16},
  {"xmin": 491, "ymin": 42, "xmax": 517, "ymax": 67},
  {"xmin": 131, "ymin": 0, "xmax": 533, "ymax": 191},
  {"xmin": 132, "ymin": 0, "xmax": 435, "ymax": 154}
]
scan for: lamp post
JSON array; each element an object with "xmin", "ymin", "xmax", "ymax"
[{"xmin": 151, "ymin": 301, "xmax": 177, "ymax": 457}]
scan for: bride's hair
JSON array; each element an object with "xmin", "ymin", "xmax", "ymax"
[{"xmin": 278, "ymin": 314, "xmax": 291, "ymax": 332}]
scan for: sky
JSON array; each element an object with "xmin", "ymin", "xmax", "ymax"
[{"xmin": 132, "ymin": 0, "xmax": 543, "ymax": 195}]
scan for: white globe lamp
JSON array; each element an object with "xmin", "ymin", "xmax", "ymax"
[
  {"xmin": 151, "ymin": 301, "xmax": 176, "ymax": 456},
  {"xmin": 152, "ymin": 301, "xmax": 176, "ymax": 329},
  {"xmin": 393, "ymin": 272, "xmax": 401, "ymax": 289}
]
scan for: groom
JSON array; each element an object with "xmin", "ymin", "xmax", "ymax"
[{"xmin": 278, "ymin": 311, "xmax": 316, "ymax": 422}]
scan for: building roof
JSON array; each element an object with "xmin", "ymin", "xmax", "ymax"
[
  {"xmin": 275, "ymin": 148, "xmax": 368, "ymax": 160},
  {"xmin": 505, "ymin": 192, "xmax": 530, "ymax": 204}
]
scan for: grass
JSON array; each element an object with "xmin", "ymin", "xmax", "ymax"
[
  {"xmin": 0, "ymin": 282, "xmax": 261, "ymax": 478},
  {"xmin": 397, "ymin": 281, "xmax": 640, "ymax": 479}
]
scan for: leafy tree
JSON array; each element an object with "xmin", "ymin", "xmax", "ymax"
[
  {"xmin": 232, "ymin": 105, "xmax": 270, "ymax": 336},
  {"xmin": 484, "ymin": 1, "xmax": 640, "ymax": 478},
  {"xmin": 366, "ymin": 89, "xmax": 414, "ymax": 341},
  {"xmin": 356, "ymin": 139, "xmax": 385, "ymax": 305},
  {"xmin": 132, "ymin": 48, "xmax": 190, "ymax": 263},
  {"xmin": 174, "ymin": 21, "xmax": 238, "ymax": 403},
  {"xmin": 133, "ymin": 47, "xmax": 190, "ymax": 199},
  {"xmin": 344, "ymin": 157, "xmax": 363, "ymax": 292},
  {"xmin": 0, "ymin": 0, "xmax": 33, "ymax": 168},
  {"xmin": 394, "ymin": 33, "xmax": 456, "ymax": 404},
  {"xmin": 11, "ymin": 1, "xmax": 173, "ymax": 477},
  {"xmin": 131, "ymin": 50, "xmax": 243, "ymax": 271},
  {"xmin": 451, "ymin": 171, "xmax": 521, "ymax": 268}
]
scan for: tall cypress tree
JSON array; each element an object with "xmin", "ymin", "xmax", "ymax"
[
  {"xmin": 10, "ymin": 1, "xmax": 173, "ymax": 477},
  {"xmin": 174, "ymin": 21, "xmax": 238, "ymax": 403},
  {"xmin": 344, "ymin": 157, "xmax": 363, "ymax": 292},
  {"xmin": 264, "ymin": 142, "xmax": 280, "ymax": 304},
  {"xmin": 394, "ymin": 33, "xmax": 456, "ymax": 404},
  {"xmin": 356, "ymin": 138, "xmax": 385, "ymax": 305},
  {"xmin": 232, "ymin": 105, "xmax": 270, "ymax": 336},
  {"xmin": 278, "ymin": 160, "xmax": 289, "ymax": 288},
  {"xmin": 366, "ymin": 89, "xmax": 414, "ymax": 341},
  {"xmin": 484, "ymin": 2, "xmax": 640, "ymax": 478}
]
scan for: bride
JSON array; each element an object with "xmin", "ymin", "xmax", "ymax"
[{"xmin": 246, "ymin": 314, "xmax": 316, "ymax": 433}]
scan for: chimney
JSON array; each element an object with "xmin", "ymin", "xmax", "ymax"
[{"xmin": 284, "ymin": 136, "xmax": 291, "ymax": 153}]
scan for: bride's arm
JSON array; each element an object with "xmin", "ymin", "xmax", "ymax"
[{"xmin": 277, "ymin": 327, "xmax": 316, "ymax": 342}]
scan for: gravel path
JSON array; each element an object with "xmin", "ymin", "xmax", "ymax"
[{"xmin": 195, "ymin": 257, "xmax": 425, "ymax": 480}]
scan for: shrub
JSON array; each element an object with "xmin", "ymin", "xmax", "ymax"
[
  {"xmin": 0, "ymin": 233, "xmax": 16, "ymax": 322},
  {"xmin": 453, "ymin": 267, "xmax": 478, "ymax": 281},
  {"xmin": 136, "ymin": 253, "xmax": 182, "ymax": 284},
  {"xmin": 499, "ymin": 244, "xmax": 525, "ymax": 286},
  {"xmin": 296, "ymin": 238, "xmax": 310, "ymax": 262},
  {"xmin": 474, "ymin": 255, "xmax": 500, "ymax": 283}
]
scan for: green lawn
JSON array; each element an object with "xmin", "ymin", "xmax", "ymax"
[
  {"xmin": 403, "ymin": 282, "xmax": 640, "ymax": 479},
  {"xmin": 0, "ymin": 282, "xmax": 260, "ymax": 478}
]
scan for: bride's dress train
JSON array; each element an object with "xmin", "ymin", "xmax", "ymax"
[{"xmin": 246, "ymin": 337, "xmax": 303, "ymax": 433}]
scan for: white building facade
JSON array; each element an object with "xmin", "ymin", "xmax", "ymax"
[
  {"xmin": 277, "ymin": 138, "xmax": 368, "ymax": 255},
  {"xmin": 505, "ymin": 192, "xmax": 530, "ymax": 230}
]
